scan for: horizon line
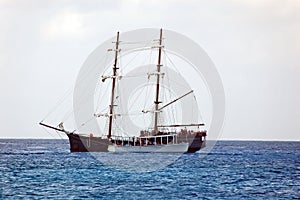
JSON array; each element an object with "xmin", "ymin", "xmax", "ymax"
[{"xmin": 0, "ymin": 137, "xmax": 299, "ymax": 142}]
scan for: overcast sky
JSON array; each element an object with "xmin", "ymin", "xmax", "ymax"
[{"xmin": 0, "ymin": 0, "xmax": 299, "ymax": 140}]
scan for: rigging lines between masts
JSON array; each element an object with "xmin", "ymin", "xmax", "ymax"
[{"xmin": 106, "ymin": 29, "xmax": 164, "ymax": 138}]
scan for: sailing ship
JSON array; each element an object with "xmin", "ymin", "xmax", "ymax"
[{"xmin": 40, "ymin": 29, "xmax": 207, "ymax": 153}]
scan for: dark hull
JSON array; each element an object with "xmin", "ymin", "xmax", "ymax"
[
  {"xmin": 67, "ymin": 133, "xmax": 206, "ymax": 153},
  {"xmin": 67, "ymin": 134, "xmax": 112, "ymax": 152},
  {"xmin": 179, "ymin": 135, "xmax": 206, "ymax": 153}
]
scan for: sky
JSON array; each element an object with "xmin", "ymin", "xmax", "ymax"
[{"xmin": 0, "ymin": 0, "xmax": 299, "ymax": 140}]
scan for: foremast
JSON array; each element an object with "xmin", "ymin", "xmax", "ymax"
[
  {"xmin": 153, "ymin": 28, "xmax": 163, "ymax": 135},
  {"xmin": 108, "ymin": 32, "xmax": 120, "ymax": 139}
]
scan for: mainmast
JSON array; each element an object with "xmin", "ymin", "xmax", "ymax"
[
  {"xmin": 107, "ymin": 32, "xmax": 120, "ymax": 139},
  {"xmin": 153, "ymin": 28, "xmax": 163, "ymax": 135}
]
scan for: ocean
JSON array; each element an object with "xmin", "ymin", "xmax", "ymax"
[{"xmin": 1, "ymin": 139, "xmax": 299, "ymax": 199}]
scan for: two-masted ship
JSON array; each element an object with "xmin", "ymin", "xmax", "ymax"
[{"xmin": 40, "ymin": 29, "xmax": 207, "ymax": 153}]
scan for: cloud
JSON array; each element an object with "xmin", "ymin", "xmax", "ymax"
[
  {"xmin": 0, "ymin": 0, "xmax": 299, "ymax": 140},
  {"xmin": 41, "ymin": 11, "xmax": 84, "ymax": 40}
]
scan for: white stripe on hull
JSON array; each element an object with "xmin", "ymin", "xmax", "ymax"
[{"xmin": 108, "ymin": 143, "xmax": 189, "ymax": 153}]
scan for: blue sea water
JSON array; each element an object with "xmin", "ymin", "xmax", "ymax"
[{"xmin": 0, "ymin": 139, "xmax": 299, "ymax": 199}]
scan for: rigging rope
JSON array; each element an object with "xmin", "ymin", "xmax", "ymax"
[{"xmin": 42, "ymin": 86, "xmax": 73, "ymax": 122}]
